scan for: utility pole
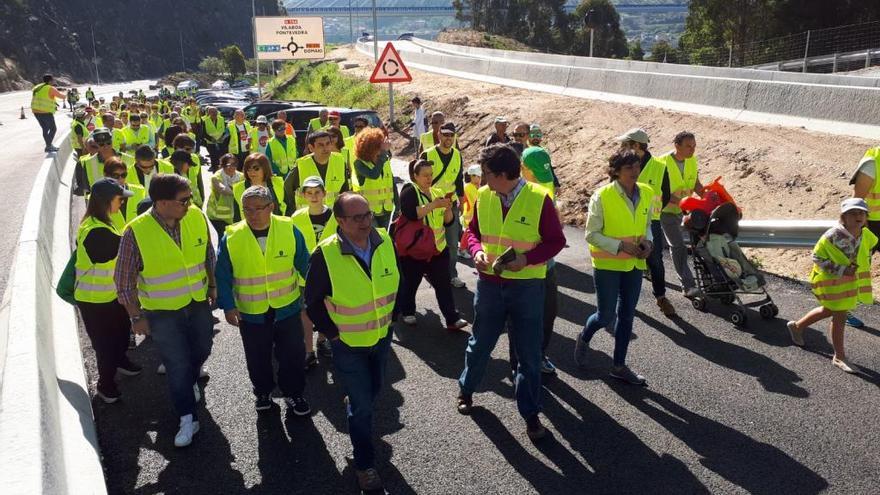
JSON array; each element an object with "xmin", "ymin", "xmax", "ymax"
[
  {"xmin": 584, "ymin": 9, "xmax": 596, "ymax": 58},
  {"xmin": 372, "ymin": 0, "xmax": 379, "ymax": 61},
  {"xmin": 90, "ymin": 23, "xmax": 100, "ymax": 85},
  {"xmin": 349, "ymin": 0, "xmax": 354, "ymax": 45},
  {"xmin": 179, "ymin": 31, "xmax": 185, "ymax": 72},
  {"xmin": 252, "ymin": 0, "xmax": 261, "ymax": 98}
]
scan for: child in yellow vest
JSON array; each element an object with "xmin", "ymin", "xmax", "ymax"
[{"xmin": 786, "ymin": 198, "xmax": 876, "ymax": 373}]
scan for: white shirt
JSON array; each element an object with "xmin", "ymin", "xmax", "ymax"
[{"xmin": 413, "ymin": 107, "xmax": 426, "ymax": 136}]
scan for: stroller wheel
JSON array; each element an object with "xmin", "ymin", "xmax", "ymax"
[
  {"xmin": 730, "ymin": 309, "xmax": 747, "ymax": 327},
  {"xmin": 770, "ymin": 304, "xmax": 779, "ymax": 317},
  {"xmin": 692, "ymin": 298, "xmax": 707, "ymax": 312},
  {"xmin": 759, "ymin": 304, "xmax": 775, "ymax": 319}
]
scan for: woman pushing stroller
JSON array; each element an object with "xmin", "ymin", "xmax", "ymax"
[{"xmin": 787, "ymin": 198, "xmax": 876, "ymax": 373}]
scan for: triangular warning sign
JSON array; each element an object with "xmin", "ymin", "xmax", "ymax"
[{"xmin": 369, "ymin": 43, "xmax": 412, "ymax": 84}]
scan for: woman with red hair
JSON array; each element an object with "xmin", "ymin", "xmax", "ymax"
[{"xmin": 353, "ymin": 127, "xmax": 397, "ymax": 228}]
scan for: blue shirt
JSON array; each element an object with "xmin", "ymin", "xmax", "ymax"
[
  {"xmin": 341, "ymin": 231, "xmax": 372, "ymax": 266},
  {"xmin": 215, "ymin": 223, "xmax": 310, "ymax": 323}
]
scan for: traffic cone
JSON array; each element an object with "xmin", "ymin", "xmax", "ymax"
[{"xmin": 20, "ymin": 106, "xmax": 25, "ymax": 119}]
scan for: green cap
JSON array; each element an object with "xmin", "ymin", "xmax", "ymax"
[{"xmin": 521, "ymin": 146, "xmax": 553, "ymax": 183}]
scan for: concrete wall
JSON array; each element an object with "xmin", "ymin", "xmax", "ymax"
[
  {"xmin": 371, "ymin": 40, "xmax": 880, "ymax": 128},
  {"xmin": 0, "ymin": 136, "xmax": 107, "ymax": 494}
]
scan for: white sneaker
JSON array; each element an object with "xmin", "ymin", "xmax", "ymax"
[
  {"xmin": 193, "ymin": 383, "xmax": 201, "ymax": 402},
  {"xmin": 157, "ymin": 363, "xmax": 166, "ymax": 375},
  {"xmin": 174, "ymin": 414, "xmax": 200, "ymax": 447},
  {"xmin": 402, "ymin": 315, "xmax": 417, "ymax": 326},
  {"xmin": 451, "ymin": 277, "xmax": 465, "ymax": 288},
  {"xmin": 832, "ymin": 356, "xmax": 858, "ymax": 374}
]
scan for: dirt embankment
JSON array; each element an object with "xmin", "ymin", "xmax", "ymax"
[
  {"xmin": 334, "ymin": 46, "xmax": 878, "ymax": 288},
  {"xmin": 436, "ymin": 29, "xmax": 537, "ymax": 52}
]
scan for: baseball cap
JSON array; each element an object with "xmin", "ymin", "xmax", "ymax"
[
  {"xmin": 328, "ymin": 110, "xmax": 341, "ymax": 119},
  {"xmin": 301, "ymin": 175, "xmax": 325, "ymax": 190},
  {"xmin": 615, "ymin": 127, "xmax": 650, "ymax": 144},
  {"xmin": 91, "ymin": 127, "xmax": 112, "ymax": 144},
  {"xmin": 440, "ymin": 122, "xmax": 456, "ymax": 134},
  {"xmin": 466, "ymin": 164, "xmax": 482, "ymax": 177},
  {"xmin": 256, "ymin": 115, "xmax": 268, "ymax": 124},
  {"xmin": 841, "ymin": 197, "xmax": 868, "ymax": 214},
  {"xmin": 529, "ymin": 124, "xmax": 543, "ymax": 139},
  {"xmin": 494, "ymin": 116, "xmax": 508, "ymax": 124},
  {"xmin": 522, "ymin": 146, "xmax": 551, "ymax": 173},
  {"xmin": 91, "ymin": 178, "xmax": 134, "ymax": 201}
]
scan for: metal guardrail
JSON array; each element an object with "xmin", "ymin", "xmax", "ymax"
[
  {"xmin": 736, "ymin": 220, "xmax": 834, "ymax": 249},
  {"xmin": 750, "ymin": 47, "xmax": 880, "ymax": 72}
]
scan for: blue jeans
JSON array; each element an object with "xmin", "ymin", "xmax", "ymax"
[
  {"xmin": 646, "ymin": 220, "xmax": 667, "ymax": 298},
  {"xmin": 445, "ymin": 204, "xmax": 462, "ymax": 278},
  {"xmin": 147, "ymin": 301, "xmax": 214, "ymax": 418},
  {"xmin": 34, "ymin": 112, "xmax": 57, "ymax": 148},
  {"xmin": 331, "ymin": 334, "xmax": 392, "ymax": 470},
  {"xmin": 459, "ymin": 278, "xmax": 544, "ymax": 419},
  {"xmin": 579, "ymin": 268, "xmax": 643, "ymax": 367}
]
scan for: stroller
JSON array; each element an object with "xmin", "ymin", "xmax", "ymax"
[{"xmin": 680, "ymin": 178, "xmax": 778, "ymax": 327}]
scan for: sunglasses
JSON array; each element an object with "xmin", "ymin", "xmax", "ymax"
[
  {"xmin": 340, "ymin": 211, "xmax": 373, "ymax": 223},
  {"xmin": 170, "ymin": 195, "xmax": 192, "ymax": 206},
  {"xmin": 513, "ymin": 133, "xmax": 526, "ymax": 138},
  {"xmin": 96, "ymin": 139, "xmax": 113, "ymax": 146},
  {"xmin": 110, "ymin": 172, "xmax": 127, "ymax": 179}
]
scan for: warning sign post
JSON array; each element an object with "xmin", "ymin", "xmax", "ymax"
[{"xmin": 369, "ymin": 43, "xmax": 412, "ymax": 125}]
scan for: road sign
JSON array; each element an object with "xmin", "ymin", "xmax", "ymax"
[
  {"xmin": 369, "ymin": 43, "xmax": 412, "ymax": 84},
  {"xmin": 254, "ymin": 17, "xmax": 325, "ymax": 60}
]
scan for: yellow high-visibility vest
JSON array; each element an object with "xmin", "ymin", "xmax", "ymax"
[
  {"xmin": 318, "ymin": 230, "xmax": 399, "ymax": 347},
  {"xmin": 358, "ymin": 159, "xmax": 394, "ymax": 215},
  {"xmin": 74, "ymin": 217, "xmax": 120, "ymax": 303},
  {"xmin": 110, "ymin": 184, "xmax": 146, "ymax": 231},
  {"xmin": 461, "ymin": 181, "xmax": 479, "ymax": 227},
  {"xmin": 233, "ymin": 177, "xmax": 285, "ymax": 214},
  {"xmin": 128, "ymin": 207, "xmax": 209, "ymax": 310},
  {"xmin": 126, "ymin": 160, "xmax": 174, "ymax": 189},
  {"xmin": 202, "ymin": 115, "xmax": 226, "ymax": 142},
  {"xmin": 476, "ymin": 181, "xmax": 548, "ymax": 280},
  {"xmin": 226, "ymin": 215, "xmax": 301, "ymax": 314},
  {"xmin": 122, "ymin": 126, "xmax": 151, "ymax": 150},
  {"xmin": 810, "ymin": 227, "xmax": 877, "ymax": 311},
  {"xmin": 637, "ymin": 156, "xmax": 667, "ymax": 221},
  {"xmin": 425, "ymin": 145, "xmax": 462, "ymax": 199},
  {"xmin": 291, "ymin": 207, "xmax": 338, "ymax": 253},
  {"xmin": 308, "ymin": 117, "xmax": 327, "ymax": 133},
  {"xmin": 206, "ymin": 170, "xmax": 243, "ymax": 223},
  {"xmin": 415, "ymin": 186, "xmax": 447, "ymax": 253},
  {"xmin": 227, "ymin": 121, "xmax": 253, "ymax": 155},
  {"xmin": 661, "ymin": 152, "xmax": 698, "ymax": 215},
  {"xmin": 84, "ymin": 153, "xmax": 135, "ymax": 187},
  {"xmin": 31, "ymin": 83, "xmax": 56, "ymax": 113},
  {"xmin": 344, "ymin": 135, "xmax": 358, "ymax": 188},
  {"xmin": 588, "ymin": 181, "xmax": 653, "ymax": 272},
  {"xmin": 862, "ymin": 147, "xmax": 880, "ymax": 221},
  {"xmin": 295, "ymin": 152, "xmax": 347, "ymax": 209},
  {"xmin": 267, "ymin": 136, "xmax": 298, "ymax": 176}
]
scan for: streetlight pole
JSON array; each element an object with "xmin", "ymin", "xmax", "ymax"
[
  {"xmin": 371, "ymin": 0, "xmax": 378, "ymax": 61},
  {"xmin": 90, "ymin": 23, "xmax": 100, "ymax": 85},
  {"xmin": 584, "ymin": 9, "xmax": 596, "ymax": 58},
  {"xmin": 179, "ymin": 31, "xmax": 185, "ymax": 71},
  {"xmin": 252, "ymin": 0, "xmax": 261, "ymax": 98},
  {"xmin": 349, "ymin": 0, "xmax": 354, "ymax": 45}
]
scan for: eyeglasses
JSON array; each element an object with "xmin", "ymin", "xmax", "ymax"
[
  {"xmin": 243, "ymin": 204, "xmax": 272, "ymax": 215},
  {"xmin": 110, "ymin": 172, "xmax": 127, "ymax": 179},
  {"xmin": 247, "ymin": 166, "xmax": 262, "ymax": 172},
  {"xmin": 513, "ymin": 133, "xmax": 526, "ymax": 138},
  {"xmin": 170, "ymin": 195, "xmax": 192, "ymax": 206},
  {"xmin": 340, "ymin": 211, "xmax": 373, "ymax": 223},
  {"xmin": 96, "ymin": 140, "xmax": 112, "ymax": 146}
]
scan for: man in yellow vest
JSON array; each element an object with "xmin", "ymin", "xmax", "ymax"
[
  {"xmin": 417, "ymin": 111, "xmax": 446, "ymax": 155},
  {"xmin": 845, "ymin": 144, "xmax": 880, "ymax": 329},
  {"xmin": 121, "ymin": 114, "xmax": 152, "ymax": 152},
  {"xmin": 420, "ymin": 122, "xmax": 466, "ymax": 288},
  {"xmin": 457, "ymin": 144, "xmax": 565, "ymax": 441},
  {"xmin": 83, "ymin": 128, "xmax": 136, "ymax": 188},
  {"xmin": 304, "ymin": 192, "xmax": 401, "ymax": 493},
  {"xmin": 283, "ymin": 130, "xmax": 350, "ymax": 214},
  {"xmin": 31, "ymin": 74, "xmax": 66, "ymax": 152},
  {"xmin": 251, "ymin": 115, "xmax": 271, "ymax": 155},
  {"xmin": 265, "ymin": 119, "xmax": 298, "ymax": 177},
  {"xmin": 114, "ymin": 173, "xmax": 217, "ymax": 448},
  {"xmin": 307, "ymin": 108, "xmax": 329, "ymax": 133},
  {"xmin": 617, "ymin": 128, "xmax": 677, "ymax": 317},
  {"xmin": 325, "ymin": 110, "xmax": 351, "ymax": 139},
  {"xmin": 128, "ymin": 145, "xmax": 173, "ymax": 191},
  {"xmin": 202, "ymin": 106, "xmax": 227, "ymax": 171},
  {"xmin": 216, "ymin": 185, "xmax": 312, "ymax": 414},
  {"xmin": 660, "ymin": 131, "xmax": 702, "ymax": 298},
  {"xmin": 227, "ymin": 109, "xmax": 253, "ymax": 168}
]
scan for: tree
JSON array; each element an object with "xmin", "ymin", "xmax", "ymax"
[
  {"xmin": 571, "ymin": 0, "xmax": 628, "ymax": 58},
  {"xmin": 628, "ymin": 40, "xmax": 644, "ymax": 61},
  {"xmin": 647, "ymin": 40, "xmax": 678, "ymax": 63},
  {"xmin": 219, "ymin": 45, "xmax": 247, "ymax": 78},
  {"xmin": 198, "ymin": 56, "xmax": 227, "ymax": 78}
]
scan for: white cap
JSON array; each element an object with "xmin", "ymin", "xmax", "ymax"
[{"xmin": 466, "ymin": 164, "xmax": 482, "ymax": 177}]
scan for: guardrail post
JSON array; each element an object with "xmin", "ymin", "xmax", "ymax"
[
  {"xmin": 832, "ymin": 52, "xmax": 838, "ymax": 73},
  {"xmin": 802, "ymin": 30, "xmax": 811, "ymax": 73},
  {"xmin": 867, "ymin": 48, "xmax": 872, "ymax": 68}
]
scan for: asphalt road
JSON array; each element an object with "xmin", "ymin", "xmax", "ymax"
[
  {"xmin": 79, "ymin": 160, "xmax": 880, "ymax": 494},
  {"xmin": 0, "ymin": 80, "xmax": 153, "ymax": 300}
]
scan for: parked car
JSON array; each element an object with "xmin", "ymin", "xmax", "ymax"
[
  {"xmin": 230, "ymin": 80, "xmax": 252, "ymax": 89},
  {"xmin": 241, "ymin": 100, "xmax": 319, "ymax": 123},
  {"xmin": 267, "ymin": 107, "xmax": 381, "ymax": 154},
  {"xmin": 214, "ymin": 101, "xmax": 249, "ymax": 121},
  {"xmin": 211, "ymin": 79, "xmax": 231, "ymax": 90},
  {"xmin": 177, "ymin": 80, "xmax": 199, "ymax": 92},
  {"xmin": 397, "ymin": 32, "xmax": 415, "ymax": 40}
]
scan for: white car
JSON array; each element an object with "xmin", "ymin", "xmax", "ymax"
[
  {"xmin": 210, "ymin": 79, "xmax": 230, "ymax": 90},
  {"xmin": 177, "ymin": 80, "xmax": 200, "ymax": 92}
]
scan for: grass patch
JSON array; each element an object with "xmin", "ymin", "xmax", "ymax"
[{"xmin": 270, "ymin": 60, "xmax": 407, "ymax": 125}]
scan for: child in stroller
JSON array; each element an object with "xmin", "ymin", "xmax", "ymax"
[{"xmin": 680, "ymin": 177, "xmax": 777, "ymax": 325}]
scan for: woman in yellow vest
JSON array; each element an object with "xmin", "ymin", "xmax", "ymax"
[
  {"xmin": 397, "ymin": 160, "xmax": 469, "ymax": 331},
  {"xmin": 207, "ymin": 154, "xmax": 243, "ymax": 236},
  {"xmin": 103, "ymin": 158, "xmax": 146, "ymax": 231},
  {"xmin": 786, "ymin": 198, "xmax": 876, "ymax": 374},
  {"xmin": 353, "ymin": 127, "xmax": 397, "ymax": 228},
  {"xmin": 290, "ymin": 176, "xmax": 339, "ymax": 368},
  {"xmin": 232, "ymin": 153, "xmax": 285, "ymax": 223},
  {"xmin": 576, "ymin": 150, "xmax": 653, "ymax": 386},
  {"xmin": 75, "ymin": 178, "xmax": 142, "ymax": 403}
]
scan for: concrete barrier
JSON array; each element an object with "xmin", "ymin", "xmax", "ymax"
[{"xmin": 0, "ymin": 134, "xmax": 107, "ymax": 494}]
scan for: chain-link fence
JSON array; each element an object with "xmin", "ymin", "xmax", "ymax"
[{"xmin": 677, "ymin": 20, "xmax": 880, "ymax": 72}]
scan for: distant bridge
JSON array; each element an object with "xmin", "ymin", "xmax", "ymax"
[{"xmin": 286, "ymin": 3, "xmax": 689, "ymax": 18}]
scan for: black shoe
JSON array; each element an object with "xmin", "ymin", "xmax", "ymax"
[
  {"xmin": 317, "ymin": 338, "xmax": 333, "ymax": 357},
  {"xmin": 285, "ymin": 396, "xmax": 311, "ymax": 416},
  {"xmin": 96, "ymin": 383, "xmax": 121, "ymax": 403},
  {"xmin": 526, "ymin": 414, "xmax": 547, "ymax": 440},
  {"xmin": 117, "ymin": 360, "xmax": 143, "ymax": 376},
  {"xmin": 457, "ymin": 393, "xmax": 473, "ymax": 415},
  {"xmin": 304, "ymin": 351, "xmax": 318, "ymax": 370},
  {"xmin": 255, "ymin": 394, "xmax": 273, "ymax": 411}
]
